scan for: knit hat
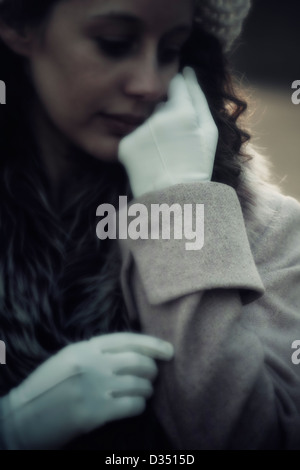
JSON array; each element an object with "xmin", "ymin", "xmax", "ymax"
[{"xmin": 194, "ymin": 0, "xmax": 252, "ymax": 51}]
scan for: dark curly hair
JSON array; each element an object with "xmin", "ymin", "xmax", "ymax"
[{"xmin": 0, "ymin": 0, "xmax": 251, "ymax": 395}]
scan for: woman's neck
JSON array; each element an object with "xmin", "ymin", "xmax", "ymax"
[{"xmin": 31, "ymin": 100, "xmax": 77, "ymax": 206}]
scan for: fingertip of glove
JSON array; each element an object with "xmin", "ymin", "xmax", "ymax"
[
  {"xmin": 182, "ymin": 66, "xmax": 193, "ymax": 75},
  {"xmin": 182, "ymin": 66, "xmax": 198, "ymax": 86},
  {"xmin": 168, "ymin": 72, "xmax": 185, "ymax": 93}
]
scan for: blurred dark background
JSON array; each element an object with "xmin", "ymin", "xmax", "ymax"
[{"xmin": 230, "ymin": 0, "xmax": 300, "ymax": 200}]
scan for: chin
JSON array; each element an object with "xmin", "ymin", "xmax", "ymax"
[{"xmin": 80, "ymin": 134, "xmax": 121, "ymax": 162}]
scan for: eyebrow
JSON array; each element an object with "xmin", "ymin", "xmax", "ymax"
[
  {"xmin": 89, "ymin": 13, "xmax": 140, "ymax": 25},
  {"xmin": 87, "ymin": 12, "xmax": 192, "ymax": 34}
]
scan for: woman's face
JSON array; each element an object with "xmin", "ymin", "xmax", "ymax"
[{"xmin": 26, "ymin": 0, "xmax": 194, "ymax": 161}]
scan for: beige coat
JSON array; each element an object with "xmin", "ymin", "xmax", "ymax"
[{"xmin": 119, "ymin": 169, "xmax": 300, "ymax": 449}]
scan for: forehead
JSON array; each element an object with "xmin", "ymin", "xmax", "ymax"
[{"xmin": 59, "ymin": 0, "xmax": 194, "ymax": 30}]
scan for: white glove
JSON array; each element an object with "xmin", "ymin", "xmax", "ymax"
[
  {"xmin": 0, "ymin": 333, "xmax": 174, "ymax": 449},
  {"xmin": 118, "ymin": 66, "xmax": 218, "ymax": 198}
]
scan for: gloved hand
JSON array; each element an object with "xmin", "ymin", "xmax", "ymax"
[
  {"xmin": 118, "ymin": 66, "xmax": 218, "ymax": 198},
  {"xmin": 0, "ymin": 333, "xmax": 174, "ymax": 449}
]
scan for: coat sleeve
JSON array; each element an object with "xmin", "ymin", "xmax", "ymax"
[{"xmin": 118, "ymin": 182, "xmax": 300, "ymax": 450}]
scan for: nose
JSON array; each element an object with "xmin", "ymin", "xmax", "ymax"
[{"xmin": 123, "ymin": 52, "xmax": 168, "ymax": 103}]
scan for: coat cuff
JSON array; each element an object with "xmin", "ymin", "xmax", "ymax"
[{"xmin": 119, "ymin": 182, "xmax": 265, "ymax": 306}]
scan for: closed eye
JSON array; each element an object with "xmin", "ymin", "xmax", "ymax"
[
  {"xmin": 159, "ymin": 47, "xmax": 181, "ymax": 64},
  {"xmin": 159, "ymin": 29, "xmax": 192, "ymax": 65},
  {"xmin": 96, "ymin": 37, "xmax": 136, "ymax": 58}
]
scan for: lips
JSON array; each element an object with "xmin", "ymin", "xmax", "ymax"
[{"xmin": 99, "ymin": 112, "xmax": 147, "ymax": 136}]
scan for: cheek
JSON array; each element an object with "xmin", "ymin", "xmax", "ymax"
[
  {"xmin": 28, "ymin": 28, "xmax": 125, "ymax": 160},
  {"xmin": 30, "ymin": 56, "xmax": 95, "ymax": 124},
  {"xmin": 31, "ymin": 50, "xmax": 116, "ymax": 132},
  {"xmin": 30, "ymin": 35, "xmax": 103, "ymax": 117},
  {"xmin": 31, "ymin": 60, "xmax": 120, "ymax": 159}
]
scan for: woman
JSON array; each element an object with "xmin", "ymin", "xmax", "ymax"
[{"xmin": 0, "ymin": 0, "xmax": 300, "ymax": 450}]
